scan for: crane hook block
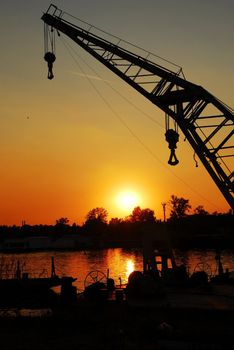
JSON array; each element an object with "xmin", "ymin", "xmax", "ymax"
[
  {"xmin": 165, "ymin": 129, "xmax": 179, "ymax": 166},
  {"xmin": 44, "ymin": 52, "xmax": 56, "ymax": 80}
]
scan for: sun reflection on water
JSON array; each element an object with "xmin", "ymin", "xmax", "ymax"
[
  {"xmin": 2, "ymin": 248, "xmax": 234, "ymax": 292},
  {"xmin": 126, "ymin": 259, "xmax": 135, "ymax": 280}
]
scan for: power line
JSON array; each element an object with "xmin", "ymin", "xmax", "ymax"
[{"xmin": 58, "ymin": 35, "xmax": 222, "ymax": 211}]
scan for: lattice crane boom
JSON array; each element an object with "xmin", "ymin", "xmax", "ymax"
[{"xmin": 41, "ymin": 4, "xmax": 234, "ymax": 211}]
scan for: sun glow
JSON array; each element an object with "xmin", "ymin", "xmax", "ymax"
[
  {"xmin": 115, "ymin": 190, "xmax": 141, "ymax": 213},
  {"xmin": 126, "ymin": 259, "xmax": 135, "ymax": 279}
]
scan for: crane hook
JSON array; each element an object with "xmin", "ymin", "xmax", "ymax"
[
  {"xmin": 44, "ymin": 52, "xmax": 56, "ymax": 80},
  {"xmin": 165, "ymin": 129, "xmax": 179, "ymax": 166}
]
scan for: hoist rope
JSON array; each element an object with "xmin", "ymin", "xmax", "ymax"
[
  {"xmin": 44, "ymin": 23, "xmax": 48, "ymax": 53},
  {"xmin": 165, "ymin": 113, "xmax": 178, "ymax": 132},
  {"xmin": 44, "ymin": 23, "xmax": 56, "ymax": 54},
  {"xmin": 58, "ymin": 35, "xmax": 222, "ymax": 211},
  {"xmin": 44, "ymin": 23, "xmax": 57, "ymax": 79}
]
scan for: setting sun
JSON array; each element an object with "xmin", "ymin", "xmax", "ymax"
[{"xmin": 115, "ymin": 190, "xmax": 141, "ymax": 213}]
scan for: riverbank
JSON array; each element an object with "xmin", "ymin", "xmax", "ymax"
[{"xmin": 0, "ymin": 215, "xmax": 233, "ymax": 253}]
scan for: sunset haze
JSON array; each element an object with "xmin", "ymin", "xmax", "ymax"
[{"xmin": 1, "ymin": 0, "xmax": 233, "ymax": 225}]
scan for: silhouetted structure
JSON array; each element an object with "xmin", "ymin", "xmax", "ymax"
[{"xmin": 41, "ymin": 4, "xmax": 233, "ymax": 211}]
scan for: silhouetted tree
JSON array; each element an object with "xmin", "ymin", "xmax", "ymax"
[
  {"xmin": 169, "ymin": 195, "xmax": 191, "ymax": 220},
  {"xmin": 194, "ymin": 205, "xmax": 209, "ymax": 215},
  {"xmin": 109, "ymin": 217, "xmax": 123, "ymax": 225},
  {"xmin": 83, "ymin": 208, "xmax": 108, "ymax": 241},
  {"xmin": 55, "ymin": 217, "xmax": 69, "ymax": 225},
  {"xmin": 85, "ymin": 207, "xmax": 108, "ymax": 224},
  {"xmin": 129, "ymin": 206, "xmax": 156, "ymax": 223}
]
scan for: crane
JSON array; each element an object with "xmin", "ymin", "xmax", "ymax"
[{"xmin": 41, "ymin": 4, "xmax": 234, "ymax": 212}]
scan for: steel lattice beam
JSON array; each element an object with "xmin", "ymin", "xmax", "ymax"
[{"xmin": 41, "ymin": 5, "xmax": 234, "ymax": 210}]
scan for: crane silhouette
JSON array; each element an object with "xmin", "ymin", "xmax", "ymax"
[{"xmin": 41, "ymin": 4, "xmax": 234, "ymax": 211}]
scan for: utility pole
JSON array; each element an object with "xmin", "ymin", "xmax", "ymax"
[{"xmin": 161, "ymin": 202, "xmax": 167, "ymax": 222}]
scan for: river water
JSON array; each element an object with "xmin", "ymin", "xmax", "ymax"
[{"xmin": 1, "ymin": 248, "xmax": 234, "ymax": 292}]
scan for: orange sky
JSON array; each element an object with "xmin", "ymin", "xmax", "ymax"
[{"xmin": 0, "ymin": 1, "xmax": 233, "ymax": 225}]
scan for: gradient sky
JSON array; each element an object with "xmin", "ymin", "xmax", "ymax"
[{"xmin": 0, "ymin": 0, "xmax": 233, "ymax": 225}]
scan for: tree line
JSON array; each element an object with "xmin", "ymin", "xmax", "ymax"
[
  {"xmin": 0, "ymin": 194, "xmax": 232, "ymax": 250},
  {"xmin": 1, "ymin": 195, "xmax": 232, "ymax": 231}
]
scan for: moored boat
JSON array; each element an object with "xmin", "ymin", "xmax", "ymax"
[{"xmin": 0, "ymin": 257, "xmax": 76, "ymax": 307}]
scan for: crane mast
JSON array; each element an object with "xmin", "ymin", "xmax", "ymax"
[{"xmin": 41, "ymin": 4, "xmax": 234, "ymax": 211}]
